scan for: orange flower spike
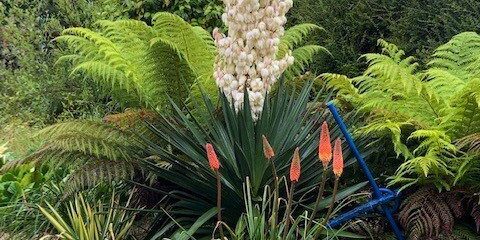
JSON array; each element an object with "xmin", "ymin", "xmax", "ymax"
[
  {"xmin": 262, "ymin": 135, "xmax": 275, "ymax": 160},
  {"xmin": 206, "ymin": 143, "xmax": 220, "ymax": 171},
  {"xmin": 289, "ymin": 147, "xmax": 301, "ymax": 182},
  {"xmin": 318, "ymin": 121, "xmax": 332, "ymax": 168},
  {"xmin": 333, "ymin": 138, "xmax": 344, "ymax": 178}
]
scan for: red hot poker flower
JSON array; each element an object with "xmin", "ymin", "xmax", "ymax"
[
  {"xmin": 262, "ymin": 135, "xmax": 275, "ymax": 160},
  {"xmin": 333, "ymin": 138, "xmax": 344, "ymax": 178},
  {"xmin": 290, "ymin": 147, "xmax": 301, "ymax": 182},
  {"xmin": 318, "ymin": 121, "xmax": 332, "ymax": 168},
  {"xmin": 206, "ymin": 143, "xmax": 220, "ymax": 171}
]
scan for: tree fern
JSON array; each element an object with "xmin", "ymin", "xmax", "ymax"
[
  {"xmin": 0, "ymin": 117, "xmax": 152, "ymax": 195},
  {"xmin": 323, "ymin": 32, "xmax": 480, "ymax": 189},
  {"xmin": 56, "ymin": 16, "xmax": 215, "ymax": 111}
]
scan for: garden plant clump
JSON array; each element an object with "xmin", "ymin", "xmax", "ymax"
[{"xmin": 1, "ymin": 0, "xmax": 480, "ymax": 239}]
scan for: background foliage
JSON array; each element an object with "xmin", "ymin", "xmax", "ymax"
[
  {"xmin": 289, "ymin": 0, "xmax": 480, "ymax": 76},
  {"xmin": 0, "ymin": 0, "xmax": 224, "ymax": 130}
]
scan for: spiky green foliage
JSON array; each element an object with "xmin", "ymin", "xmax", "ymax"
[
  {"xmin": 225, "ymin": 178, "xmax": 366, "ymax": 239},
  {"xmin": 39, "ymin": 192, "xmax": 136, "ymax": 240},
  {"xmin": 140, "ymin": 81, "xmax": 376, "ymax": 236},
  {"xmin": 323, "ymin": 32, "xmax": 480, "ymax": 190},
  {"xmin": 56, "ymin": 12, "xmax": 216, "ymax": 111}
]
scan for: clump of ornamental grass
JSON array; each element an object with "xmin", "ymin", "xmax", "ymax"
[{"xmin": 208, "ymin": 122, "xmax": 348, "ymax": 239}]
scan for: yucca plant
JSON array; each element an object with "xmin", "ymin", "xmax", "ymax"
[
  {"xmin": 140, "ymin": 80, "xmax": 375, "ymax": 237},
  {"xmin": 323, "ymin": 32, "xmax": 480, "ymax": 190}
]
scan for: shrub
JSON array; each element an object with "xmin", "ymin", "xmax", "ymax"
[
  {"xmin": 0, "ymin": 0, "xmax": 122, "ymax": 127},
  {"xmin": 56, "ymin": 12, "xmax": 217, "ymax": 110}
]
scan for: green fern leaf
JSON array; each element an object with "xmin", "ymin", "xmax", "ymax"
[
  {"xmin": 278, "ymin": 23, "xmax": 323, "ymax": 58},
  {"xmin": 283, "ymin": 45, "xmax": 328, "ymax": 79}
]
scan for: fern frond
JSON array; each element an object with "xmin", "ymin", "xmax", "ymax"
[
  {"xmin": 0, "ymin": 119, "xmax": 147, "ymax": 196},
  {"xmin": 152, "ymin": 12, "xmax": 216, "ymax": 84},
  {"xmin": 277, "ymin": 23, "xmax": 323, "ymax": 58},
  {"xmin": 324, "ymin": 36, "xmax": 480, "ymax": 189},
  {"xmin": 191, "ymin": 26, "xmax": 216, "ymax": 52},
  {"xmin": 322, "ymin": 73, "xmax": 359, "ymax": 99},
  {"xmin": 408, "ymin": 129, "xmax": 456, "ymax": 156},
  {"xmin": 148, "ymin": 37, "xmax": 197, "ymax": 107},
  {"xmin": 37, "ymin": 121, "xmax": 138, "ymax": 143},
  {"xmin": 456, "ymin": 133, "xmax": 480, "ymax": 154},
  {"xmin": 64, "ymin": 159, "xmax": 137, "ymax": 197},
  {"xmin": 399, "ymin": 187, "xmax": 458, "ymax": 239},
  {"xmin": 58, "ymin": 13, "xmax": 217, "ymax": 112},
  {"xmin": 283, "ymin": 45, "xmax": 327, "ymax": 79},
  {"xmin": 357, "ymin": 120, "xmax": 412, "ymax": 158}
]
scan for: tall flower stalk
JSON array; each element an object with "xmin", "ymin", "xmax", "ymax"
[
  {"xmin": 263, "ymin": 135, "xmax": 280, "ymax": 230},
  {"xmin": 213, "ymin": 0, "xmax": 295, "ymax": 120},
  {"xmin": 206, "ymin": 143, "xmax": 225, "ymax": 239},
  {"xmin": 306, "ymin": 121, "xmax": 332, "ymax": 233},
  {"xmin": 283, "ymin": 147, "xmax": 300, "ymax": 239},
  {"xmin": 314, "ymin": 138, "xmax": 344, "ymax": 239}
]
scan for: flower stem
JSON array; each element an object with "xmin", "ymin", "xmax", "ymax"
[
  {"xmin": 282, "ymin": 181, "xmax": 296, "ymax": 240},
  {"xmin": 270, "ymin": 161, "xmax": 279, "ymax": 231},
  {"xmin": 314, "ymin": 176, "xmax": 339, "ymax": 239},
  {"xmin": 305, "ymin": 169, "xmax": 328, "ymax": 233},
  {"xmin": 216, "ymin": 171, "xmax": 225, "ymax": 239}
]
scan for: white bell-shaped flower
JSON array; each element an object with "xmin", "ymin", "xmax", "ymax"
[{"xmin": 213, "ymin": 0, "xmax": 294, "ymax": 120}]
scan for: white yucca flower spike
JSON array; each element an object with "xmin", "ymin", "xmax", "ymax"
[{"xmin": 213, "ymin": 0, "xmax": 294, "ymax": 121}]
